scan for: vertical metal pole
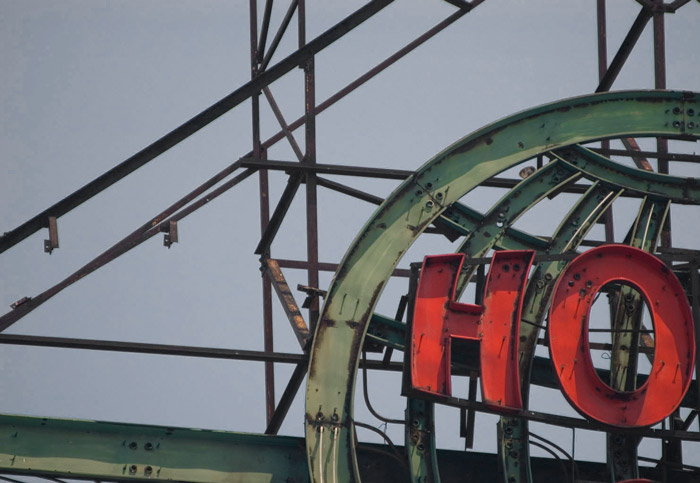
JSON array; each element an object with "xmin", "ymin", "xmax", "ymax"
[
  {"xmin": 250, "ymin": 0, "xmax": 276, "ymax": 426},
  {"xmin": 299, "ymin": 0, "xmax": 320, "ymax": 330},
  {"xmin": 653, "ymin": 0, "xmax": 671, "ymax": 248},
  {"xmin": 597, "ymin": 0, "xmax": 615, "ymax": 243}
]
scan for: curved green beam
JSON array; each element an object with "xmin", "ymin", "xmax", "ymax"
[
  {"xmin": 304, "ymin": 90, "xmax": 699, "ymax": 482},
  {"xmin": 501, "ymin": 182, "xmax": 623, "ymax": 483}
]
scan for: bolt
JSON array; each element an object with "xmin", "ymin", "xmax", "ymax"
[
  {"xmin": 144, "ymin": 466, "xmax": 153, "ymax": 476},
  {"xmin": 568, "ymin": 280, "xmax": 575, "ymax": 287},
  {"xmin": 544, "ymin": 273, "xmax": 553, "ymax": 281},
  {"xmin": 673, "ymin": 107, "xmax": 682, "ymax": 115},
  {"xmin": 426, "ymin": 200, "xmax": 434, "ymax": 208},
  {"xmin": 688, "ymin": 108, "xmax": 695, "ymax": 116},
  {"xmin": 129, "ymin": 441, "xmax": 137, "ymax": 450},
  {"xmin": 688, "ymin": 121, "xmax": 696, "ymax": 129},
  {"xmin": 513, "ymin": 264, "xmax": 521, "ymax": 272},
  {"xmin": 145, "ymin": 442, "xmax": 154, "ymax": 451},
  {"xmin": 502, "ymin": 264, "xmax": 510, "ymax": 272},
  {"xmin": 573, "ymin": 273, "xmax": 581, "ymax": 281},
  {"xmin": 129, "ymin": 465, "xmax": 137, "ymax": 474}
]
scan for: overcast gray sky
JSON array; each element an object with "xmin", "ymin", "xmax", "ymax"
[{"xmin": 1, "ymin": 0, "xmax": 699, "ymax": 470}]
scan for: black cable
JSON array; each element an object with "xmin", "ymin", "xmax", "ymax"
[
  {"xmin": 361, "ymin": 350, "xmax": 404, "ymax": 425},
  {"xmin": 529, "ymin": 440, "xmax": 569, "ymax": 481}
]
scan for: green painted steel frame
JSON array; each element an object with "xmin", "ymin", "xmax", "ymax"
[{"xmin": 304, "ymin": 90, "xmax": 700, "ymax": 482}]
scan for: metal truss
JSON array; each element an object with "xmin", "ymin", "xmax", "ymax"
[{"xmin": 1, "ymin": 1, "xmax": 699, "ymax": 482}]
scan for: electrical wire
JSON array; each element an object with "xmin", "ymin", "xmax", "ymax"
[
  {"xmin": 331, "ymin": 427, "xmax": 339, "ymax": 483},
  {"xmin": 318, "ymin": 425, "xmax": 325, "ymax": 483},
  {"xmin": 529, "ymin": 440, "xmax": 569, "ymax": 481},
  {"xmin": 353, "ymin": 420, "xmax": 407, "ymax": 469},
  {"xmin": 361, "ymin": 350, "xmax": 404, "ymax": 425},
  {"xmin": 530, "ymin": 431, "xmax": 579, "ymax": 481}
]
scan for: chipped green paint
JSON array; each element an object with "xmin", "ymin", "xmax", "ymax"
[{"xmin": 305, "ymin": 90, "xmax": 700, "ymax": 482}]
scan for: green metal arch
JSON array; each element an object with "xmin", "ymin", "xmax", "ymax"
[{"xmin": 304, "ymin": 90, "xmax": 700, "ymax": 482}]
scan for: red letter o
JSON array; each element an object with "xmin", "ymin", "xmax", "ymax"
[{"xmin": 548, "ymin": 245, "xmax": 694, "ymax": 427}]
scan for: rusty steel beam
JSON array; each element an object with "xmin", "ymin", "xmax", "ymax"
[
  {"xmin": 260, "ymin": 0, "xmax": 298, "ymax": 71},
  {"xmin": 254, "ymin": 172, "xmax": 303, "ymax": 255},
  {"xmin": 0, "ymin": 168, "xmax": 257, "ymax": 332},
  {"xmin": 263, "ymin": 258, "xmax": 311, "ymax": 348},
  {"xmin": 262, "ymin": 88, "xmax": 304, "ymax": 161},
  {"xmin": 595, "ymin": 6, "xmax": 652, "ymax": 93},
  {"xmin": 0, "ymin": 333, "xmax": 307, "ymax": 364},
  {"xmin": 265, "ymin": 362, "xmax": 308, "ymax": 435},
  {"xmin": 0, "ymin": 0, "xmax": 392, "ymax": 255},
  {"xmin": 259, "ymin": 4, "xmax": 481, "ymax": 153}
]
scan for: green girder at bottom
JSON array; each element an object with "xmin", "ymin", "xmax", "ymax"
[
  {"xmin": 1, "ymin": 413, "xmax": 696, "ymax": 483},
  {"xmin": 304, "ymin": 90, "xmax": 700, "ymax": 482}
]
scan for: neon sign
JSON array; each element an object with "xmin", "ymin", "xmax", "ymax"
[{"xmin": 409, "ymin": 245, "xmax": 695, "ymax": 428}]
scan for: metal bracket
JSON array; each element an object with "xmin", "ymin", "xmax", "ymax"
[
  {"xmin": 297, "ymin": 284, "xmax": 326, "ymax": 309},
  {"xmin": 163, "ymin": 220, "xmax": 178, "ymax": 248},
  {"xmin": 44, "ymin": 216, "xmax": 59, "ymax": 254},
  {"xmin": 10, "ymin": 297, "xmax": 31, "ymax": 310}
]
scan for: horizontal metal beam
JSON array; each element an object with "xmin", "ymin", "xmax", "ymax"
[
  {"xmin": 591, "ymin": 147, "xmax": 700, "ymax": 164},
  {"xmin": 0, "ymin": 333, "xmax": 405, "ymax": 372},
  {"xmin": 0, "ymin": 413, "xmax": 695, "ymax": 482},
  {"xmin": 0, "ymin": 0, "xmax": 393, "ymax": 255},
  {"xmin": 241, "ymin": 157, "xmax": 413, "ymax": 179},
  {"xmin": 0, "ymin": 334, "xmax": 306, "ymax": 364}
]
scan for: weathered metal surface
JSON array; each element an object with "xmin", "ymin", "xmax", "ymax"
[
  {"xmin": 3, "ymin": 413, "xmax": 697, "ymax": 483},
  {"xmin": 263, "ymin": 258, "xmax": 311, "ymax": 348},
  {"xmin": 305, "ymin": 90, "xmax": 700, "ymax": 482},
  {"xmin": 405, "ymin": 399, "xmax": 439, "ymax": 483},
  {"xmin": 0, "ymin": 414, "xmax": 310, "ymax": 483}
]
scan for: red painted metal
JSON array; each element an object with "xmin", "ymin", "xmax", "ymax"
[
  {"xmin": 548, "ymin": 245, "xmax": 695, "ymax": 428},
  {"xmin": 411, "ymin": 251, "xmax": 534, "ymax": 410}
]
